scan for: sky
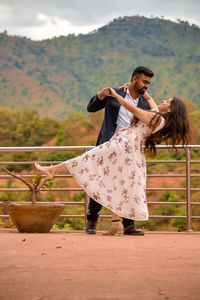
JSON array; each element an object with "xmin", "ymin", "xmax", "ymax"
[{"xmin": 0, "ymin": 0, "xmax": 199, "ymax": 41}]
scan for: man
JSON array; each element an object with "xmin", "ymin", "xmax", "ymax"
[{"xmin": 86, "ymin": 65, "xmax": 154, "ymax": 235}]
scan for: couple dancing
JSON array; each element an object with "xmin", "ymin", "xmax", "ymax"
[{"xmin": 35, "ymin": 66, "xmax": 190, "ymax": 236}]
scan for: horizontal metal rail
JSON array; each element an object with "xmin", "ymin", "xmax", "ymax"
[
  {"xmin": 1, "ymin": 214, "xmax": 200, "ymax": 220},
  {"xmin": 1, "ymin": 201, "xmax": 200, "ymax": 205},
  {"xmin": 0, "ymin": 160, "xmax": 199, "ymax": 164},
  {"xmin": 1, "ymin": 173, "xmax": 200, "ymax": 178},
  {"xmin": 0, "ymin": 145, "xmax": 199, "ymax": 152},
  {"xmin": 0, "ymin": 145, "xmax": 199, "ymax": 232},
  {"xmin": 1, "ymin": 187, "xmax": 200, "ymax": 192},
  {"xmin": 0, "ymin": 188, "xmax": 83, "ymax": 191}
]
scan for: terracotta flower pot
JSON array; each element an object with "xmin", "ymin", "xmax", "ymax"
[{"xmin": 3, "ymin": 202, "xmax": 65, "ymax": 233}]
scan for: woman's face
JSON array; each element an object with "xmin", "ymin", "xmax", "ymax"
[{"xmin": 158, "ymin": 98, "xmax": 173, "ymax": 113}]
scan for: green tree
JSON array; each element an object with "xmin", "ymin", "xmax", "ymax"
[{"xmin": 56, "ymin": 111, "xmax": 95, "ymax": 146}]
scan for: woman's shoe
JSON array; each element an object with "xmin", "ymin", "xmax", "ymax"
[{"xmin": 103, "ymin": 220, "xmax": 124, "ymax": 236}]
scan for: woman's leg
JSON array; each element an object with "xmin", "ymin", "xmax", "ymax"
[
  {"xmin": 36, "ymin": 162, "xmax": 124, "ymax": 235},
  {"xmin": 103, "ymin": 211, "xmax": 124, "ymax": 235}
]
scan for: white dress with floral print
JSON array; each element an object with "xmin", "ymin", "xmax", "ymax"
[{"xmin": 65, "ymin": 117, "xmax": 165, "ymax": 221}]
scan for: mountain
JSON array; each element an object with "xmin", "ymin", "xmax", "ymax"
[{"xmin": 0, "ymin": 16, "xmax": 200, "ymax": 120}]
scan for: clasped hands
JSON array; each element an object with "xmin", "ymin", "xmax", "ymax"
[
  {"xmin": 98, "ymin": 87, "xmax": 114, "ymax": 99},
  {"xmin": 98, "ymin": 83, "xmax": 150, "ymax": 100}
]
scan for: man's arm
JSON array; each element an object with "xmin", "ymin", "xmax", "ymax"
[{"xmin": 87, "ymin": 87, "xmax": 111, "ymax": 112}]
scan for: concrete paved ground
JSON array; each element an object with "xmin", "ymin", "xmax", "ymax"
[{"xmin": 0, "ymin": 230, "xmax": 200, "ymax": 300}]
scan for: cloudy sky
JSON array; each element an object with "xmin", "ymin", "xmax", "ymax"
[{"xmin": 0, "ymin": 0, "xmax": 199, "ymax": 40}]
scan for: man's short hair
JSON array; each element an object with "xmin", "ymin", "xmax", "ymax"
[{"xmin": 131, "ymin": 66, "xmax": 154, "ymax": 81}]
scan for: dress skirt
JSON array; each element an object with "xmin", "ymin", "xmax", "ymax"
[{"xmin": 66, "ymin": 121, "xmax": 151, "ymax": 220}]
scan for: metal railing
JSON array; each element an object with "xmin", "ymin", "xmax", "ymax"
[{"xmin": 0, "ymin": 145, "xmax": 199, "ymax": 232}]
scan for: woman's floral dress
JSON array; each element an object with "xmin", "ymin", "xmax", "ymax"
[{"xmin": 66, "ymin": 117, "xmax": 165, "ymax": 221}]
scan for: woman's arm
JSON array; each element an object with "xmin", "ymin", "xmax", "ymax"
[
  {"xmin": 108, "ymin": 88, "xmax": 158, "ymax": 126},
  {"xmin": 143, "ymin": 91, "xmax": 158, "ymax": 110},
  {"xmin": 118, "ymin": 85, "xmax": 157, "ymax": 110}
]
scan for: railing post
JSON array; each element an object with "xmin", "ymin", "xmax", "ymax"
[
  {"xmin": 186, "ymin": 147, "xmax": 193, "ymax": 232},
  {"xmin": 83, "ymin": 148, "xmax": 90, "ymax": 229},
  {"xmin": 84, "ymin": 193, "xmax": 89, "ymax": 229}
]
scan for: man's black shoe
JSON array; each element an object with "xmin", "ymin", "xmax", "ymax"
[
  {"xmin": 123, "ymin": 224, "xmax": 144, "ymax": 235},
  {"xmin": 85, "ymin": 219, "xmax": 98, "ymax": 234}
]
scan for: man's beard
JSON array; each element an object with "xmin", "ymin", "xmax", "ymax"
[
  {"xmin": 134, "ymin": 83, "xmax": 146, "ymax": 95},
  {"xmin": 138, "ymin": 88, "xmax": 146, "ymax": 95}
]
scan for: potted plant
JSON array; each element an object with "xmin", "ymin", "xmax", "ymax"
[{"xmin": 2, "ymin": 167, "xmax": 65, "ymax": 233}]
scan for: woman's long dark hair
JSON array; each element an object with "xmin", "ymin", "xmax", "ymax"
[{"xmin": 133, "ymin": 97, "xmax": 191, "ymax": 155}]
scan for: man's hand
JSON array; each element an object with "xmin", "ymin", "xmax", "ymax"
[{"xmin": 98, "ymin": 87, "xmax": 112, "ymax": 99}]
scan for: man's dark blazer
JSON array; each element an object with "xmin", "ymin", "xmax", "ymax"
[{"xmin": 87, "ymin": 87, "xmax": 150, "ymax": 146}]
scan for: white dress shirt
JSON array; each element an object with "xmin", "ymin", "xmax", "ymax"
[{"xmin": 115, "ymin": 88, "xmax": 139, "ymax": 132}]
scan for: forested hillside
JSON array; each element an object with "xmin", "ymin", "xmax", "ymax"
[{"xmin": 0, "ymin": 16, "xmax": 200, "ymax": 120}]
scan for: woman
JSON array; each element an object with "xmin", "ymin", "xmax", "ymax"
[{"xmin": 35, "ymin": 89, "xmax": 190, "ymax": 235}]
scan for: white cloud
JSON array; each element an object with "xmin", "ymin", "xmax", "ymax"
[
  {"xmin": 0, "ymin": 0, "xmax": 199, "ymax": 40},
  {"xmin": 24, "ymin": 14, "xmax": 102, "ymax": 40},
  {"xmin": 0, "ymin": 3, "xmax": 12, "ymax": 22}
]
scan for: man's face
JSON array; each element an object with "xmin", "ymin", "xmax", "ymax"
[{"xmin": 132, "ymin": 74, "xmax": 152, "ymax": 95}]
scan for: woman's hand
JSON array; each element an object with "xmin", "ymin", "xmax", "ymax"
[
  {"xmin": 108, "ymin": 87, "xmax": 118, "ymax": 98},
  {"xmin": 98, "ymin": 87, "xmax": 119, "ymax": 99},
  {"xmin": 118, "ymin": 82, "xmax": 131, "ymax": 92}
]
